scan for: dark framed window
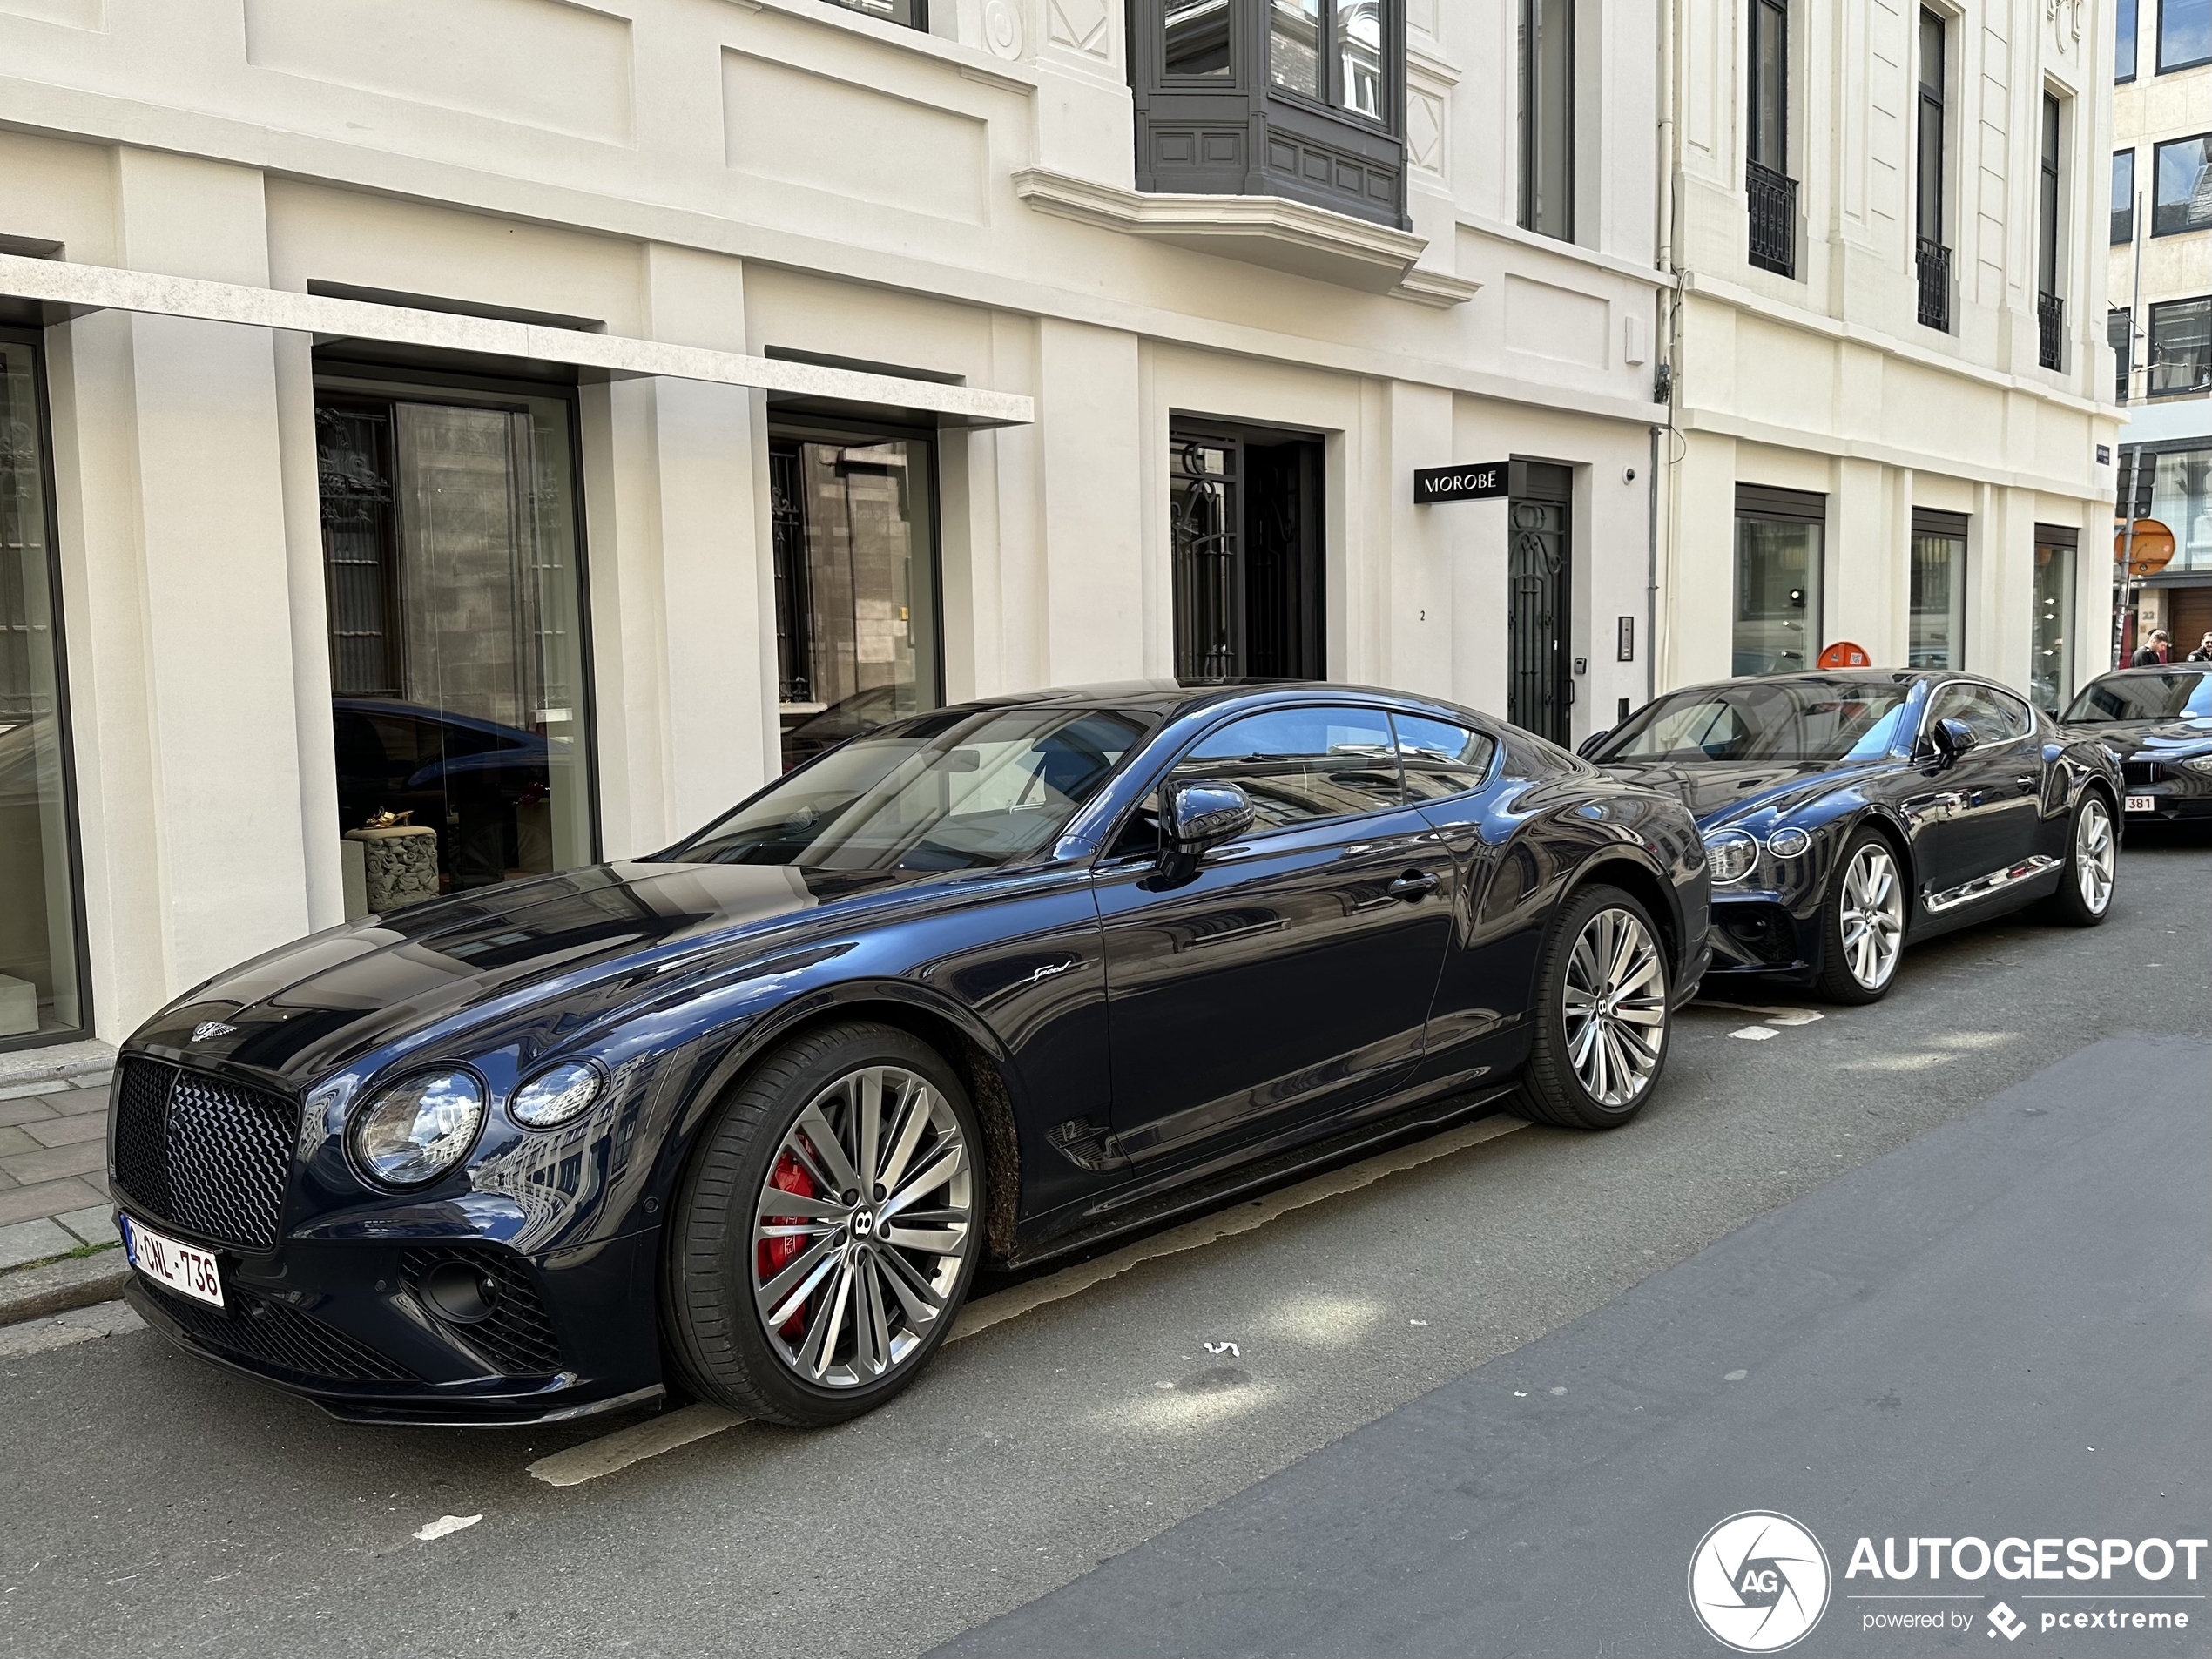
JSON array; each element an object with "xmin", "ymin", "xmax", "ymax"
[
  {"xmin": 826, "ymin": 0, "xmax": 923, "ymax": 24},
  {"xmin": 2037, "ymin": 93, "xmax": 2064, "ymax": 370},
  {"xmin": 1746, "ymin": 0, "xmax": 1797, "ymax": 276},
  {"xmin": 1518, "ymin": 0, "xmax": 1575, "ymax": 240},
  {"xmin": 1169, "ymin": 421, "xmax": 1325, "ymax": 682},
  {"xmin": 2031, "ymin": 527, "xmax": 2078, "ymax": 712},
  {"xmin": 1915, "ymin": 10, "xmax": 1952, "ymax": 332},
  {"xmin": 2119, "ymin": 0, "xmax": 2139, "ymax": 77},
  {"xmin": 1733, "ymin": 484, "xmax": 1824, "ymax": 677},
  {"xmin": 2159, "ymin": 0, "xmax": 2211, "ymax": 70},
  {"xmin": 1131, "ymin": 0, "xmax": 1407, "ymax": 228},
  {"xmin": 1908, "ymin": 507, "xmax": 1967, "ymax": 671},
  {"xmin": 314, "ymin": 366, "xmax": 597, "ymax": 907},
  {"xmin": 2152, "ymin": 134, "xmax": 2212, "ymax": 235},
  {"xmin": 769, "ymin": 415, "xmax": 943, "ymax": 773},
  {"xmin": 2111, "ymin": 307, "xmax": 2134, "ymax": 402},
  {"xmin": 2113, "ymin": 150, "xmax": 2136, "ymax": 243},
  {"xmin": 0, "ymin": 327, "xmax": 90, "ymax": 1049},
  {"xmin": 2148, "ymin": 297, "xmax": 2212, "ymax": 395}
]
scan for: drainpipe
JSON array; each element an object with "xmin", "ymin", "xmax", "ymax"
[
  {"xmin": 1647, "ymin": 424, "xmax": 1660, "ymax": 710},
  {"xmin": 1652, "ymin": 0, "xmax": 1681, "ymax": 699}
]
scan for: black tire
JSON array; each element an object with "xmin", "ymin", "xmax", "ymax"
[
  {"xmin": 661, "ymin": 1020, "xmax": 984, "ymax": 1427},
  {"xmin": 2038, "ymin": 790, "xmax": 2118, "ymax": 927},
  {"xmin": 1520, "ymin": 882, "xmax": 1673, "ymax": 1130},
  {"xmin": 1811, "ymin": 827, "xmax": 1908, "ymax": 1005}
]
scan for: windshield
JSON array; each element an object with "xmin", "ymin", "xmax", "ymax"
[
  {"xmin": 2063, "ymin": 671, "xmax": 2212, "ymax": 723},
  {"xmin": 664, "ymin": 705, "xmax": 1157, "ymax": 873},
  {"xmin": 1600, "ymin": 679, "xmax": 1914, "ymax": 765}
]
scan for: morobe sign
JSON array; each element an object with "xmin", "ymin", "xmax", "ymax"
[{"xmin": 1413, "ymin": 462, "xmax": 1507, "ymax": 503}]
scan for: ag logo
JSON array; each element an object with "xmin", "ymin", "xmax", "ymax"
[{"xmin": 1688, "ymin": 1511, "xmax": 1831, "ymax": 1652}]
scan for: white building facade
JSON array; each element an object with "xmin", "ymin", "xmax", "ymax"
[
  {"xmin": 1658, "ymin": 0, "xmax": 2123, "ymax": 714},
  {"xmin": 0, "ymin": 0, "xmax": 1673, "ymax": 1058}
]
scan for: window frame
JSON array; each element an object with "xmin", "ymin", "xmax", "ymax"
[
  {"xmin": 1162, "ymin": 699, "xmax": 1411, "ymax": 838},
  {"xmin": 2119, "ymin": 0, "xmax": 2140, "ymax": 78},
  {"xmin": 1264, "ymin": 0, "xmax": 1396, "ymax": 128},
  {"xmin": 1517, "ymin": 0, "xmax": 1576, "ymax": 242},
  {"xmin": 2157, "ymin": 0, "xmax": 2211, "ymax": 71},
  {"xmin": 1388, "ymin": 711, "xmax": 1501, "ymax": 804},
  {"xmin": 2147, "ymin": 295, "xmax": 2212, "ymax": 396},
  {"xmin": 2111, "ymin": 307, "xmax": 2135, "ymax": 403},
  {"xmin": 2113, "ymin": 149, "xmax": 2136, "ymax": 245},
  {"xmin": 1915, "ymin": 9, "xmax": 1949, "ymax": 250},
  {"xmin": 1748, "ymin": 0, "xmax": 1790, "ymax": 175},
  {"xmin": 2038, "ymin": 92, "xmax": 2064, "ymax": 302},
  {"xmin": 2150, "ymin": 132, "xmax": 2212, "ymax": 237}
]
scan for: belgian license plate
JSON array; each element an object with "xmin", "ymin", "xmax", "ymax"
[
  {"xmin": 2125, "ymin": 794, "xmax": 2157, "ymax": 813},
  {"xmin": 122, "ymin": 1213, "xmax": 224, "ymax": 1308}
]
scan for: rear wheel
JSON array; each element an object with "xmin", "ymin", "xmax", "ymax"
[
  {"xmin": 663, "ymin": 1022, "xmax": 982, "ymax": 1427},
  {"xmin": 2040, "ymin": 792, "xmax": 2117, "ymax": 927},
  {"xmin": 1520, "ymin": 883, "xmax": 1672, "ymax": 1130},
  {"xmin": 1811, "ymin": 831, "xmax": 1906, "ymax": 1004}
]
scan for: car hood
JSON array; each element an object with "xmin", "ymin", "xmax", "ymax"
[
  {"xmin": 1597, "ymin": 759, "xmax": 1884, "ymax": 826},
  {"xmin": 2062, "ymin": 717, "xmax": 2212, "ymax": 757},
  {"xmin": 129, "ymin": 860, "xmax": 914, "ymax": 1087}
]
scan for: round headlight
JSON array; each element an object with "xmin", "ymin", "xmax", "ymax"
[
  {"xmin": 2182, "ymin": 754, "xmax": 2212, "ymax": 776},
  {"xmin": 509, "ymin": 1061, "xmax": 604, "ymax": 1130},
  {"xmin": 1703, "ymin": 829, "xmax": 1759, "ymax": 884},
  {"xmin": 352, "ymin": 1070, "xmax": 485, "ymax": 1187},
  {"xmin": 1766, "ymin": 826, "xmax": 1812, "ymax": 858}
]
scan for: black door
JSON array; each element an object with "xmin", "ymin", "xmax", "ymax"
[
  {"xmin": 1917, "ymin": 683, "xmax": 2046, "ymax": 899},
  {"xmin": 1170, "ymin": 424, "xmax": 1324, "ymax": 682},
  {"xmin": 1095, "ymin": 704, "xmax": 1455, "ymax": 1163},
  {"xmin": 1508, "ymin": 461, "xmax": 1574, "ymax": 746}
]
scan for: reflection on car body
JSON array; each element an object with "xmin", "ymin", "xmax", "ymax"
[{"xmin": 2060, "ymin": 667, "xmax": 2212, "ymax": 826}]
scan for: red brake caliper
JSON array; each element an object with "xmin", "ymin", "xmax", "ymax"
[{"xmin": 757, "ymin": 1150, "xmax": 817, "ymax": 1340}]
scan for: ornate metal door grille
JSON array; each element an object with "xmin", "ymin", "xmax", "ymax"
[
  {"xmin": 1507, "ymin": 489, "xmax": 1571, "ymax": 746},
  {"xmin": 1171, "ymin": 435, "xmax": 1242, "ymax": 679},
  {"xmin": 768, "ymin": 443, "xmax": 814, "ymax": 705}
]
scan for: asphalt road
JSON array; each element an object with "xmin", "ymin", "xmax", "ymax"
[{"xmin": 1, "ymin": 840, "xmax": 2206, "ymax": 1659}]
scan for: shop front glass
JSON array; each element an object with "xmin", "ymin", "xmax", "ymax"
[
  {"xmin": 2150, "ymin": 447, "xmax": 2211, "ymax": 571},
  {"xmin": 314, "ymin": 372, "xmax": 594, "ymax": 910},
  {"xmin": 1733, "ymin": 515, "xmax": 1822, "ymax": 675},
  {"xmin": 0, "ymin": 334, "xmax": 84, "ymax": 1044},
  {"xmin": 1908, "ymin": 532, "xmax": 1966, "ymax": 668},
  {"xmin": 770, "ymin": 421, "xmax": 941, "ymax": 772},
  {"xmin": 2030, "ymin": 540, "xmax": 2076, "ymax": 711}
]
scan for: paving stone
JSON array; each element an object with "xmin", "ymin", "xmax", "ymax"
[
  {"xmin": 0, "ymin": 1097, "xmax": 60, "ymax": 1127},
  {"xmin": 56, "ymin": 1204, "xmax": 115, "ymax": 1246},
  {"xmin": 69, "ymin": 1071, "xmax": 115, "ymax": 1091},
  {"xmin": 0, "ymin": 1079, "xmax": 73, "ymax": 1103},
  {"xmin": 0, "ymin": 1177, "xmax": 106, "ymax": 1229},
  {"xmin": 0, "ymin": 1139, "xmax": 106, "ymax": 1185},
  {"xmin": 40, "ymin": 1086, "xmax": 109, "ymax": 1118},
  {"xmin": 0, "ymin": 1124, "xmax": 39, "ymax": 1157},
  {"xmin": 20, "ymin": 1115, "xmax": 105, "ymax": 1150},
  {"xmin": 0, "ymin": 1217, "xmax": 75, "ymax": 1271}
]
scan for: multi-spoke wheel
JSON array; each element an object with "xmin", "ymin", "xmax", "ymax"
[
  {"xmin": 1813, "ymin": 830, "xmax": 1908, "ymax": 1003},
  {"xmin": 2040, "ymin": 792, "xmax": 2118, "ymax": 928},
  {"xmin": 664, "ymin": 1022, "xmax": 982, "ymax": 1426},
  {"xmin": 1521, "ymin": 883, "xmax": 1673, "ymax": 1129}
]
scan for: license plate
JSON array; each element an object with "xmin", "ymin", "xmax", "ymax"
[
  {"xmin": 122, "ymin": 1213, "xmax": 224, "ymax": 1308},
  {"xmin": 2126, "ymin": 794, "xmax": 2157, "ymax": 813}
]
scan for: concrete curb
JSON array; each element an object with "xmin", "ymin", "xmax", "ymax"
[
  {"xmin": 0, "ymin": 1038, "xmax": 118, "ymax": 1089},
  {"xmin": 0, "ymin": 1249, "xmax": 130, "ymax": 1327}
]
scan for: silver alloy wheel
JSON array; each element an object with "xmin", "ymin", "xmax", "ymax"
[
  {"xmin": 1561, "ymin": 907, "xmax": 1669, "ymax": 1108},
  {"xmin": 1838, "ymin": 841, "xmax": 1906, "ymax": 990},
  {"xmin": 752, "ymin": 1065, "xmax": 973, "ymax": 1388},
  {"xmin": 2074, "ymin": 797, "xmax": 2115, "ymax": 914}
]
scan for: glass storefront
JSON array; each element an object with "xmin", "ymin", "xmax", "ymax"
[
  {"xmin": 314, "ymin": 371, "xmax": 594, "ymax": 909},
  {"xmin": 1908, "ymin": 529, "xmax": 1965, "ymax": 669},
  {"xmin": 1733, "ymin": 514, "xmax": 1822, "ymax": 675},
  {"xmin": 2030, "ymin": 536, "xmax": 2076, "ymax": 711},
  {"xmin": 2149, "ymin": 446, "xmax": 2211, "ymax": 572},
  {"xmin": 770, "ymin": 421, "xmax": 941, "ymax": 772},
  {"xmin": 0, "ymin": 334, "xmax": 84, "ymax": 1044}
]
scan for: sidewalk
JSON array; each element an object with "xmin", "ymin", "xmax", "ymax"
[{"xmin": 0, "ymin": 1040, "xmax": 119, "ymax": 1275}]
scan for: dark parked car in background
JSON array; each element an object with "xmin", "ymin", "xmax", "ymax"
[
  {"xmin": 1583, "ymin": 671, "xmax": 2123, "ymax": 1002},
  {"xmin": 110, "ymin": 681, "xmax": 1709, "ymax": 1429},
  {"xmin": 2060, "ymin": 666, "xmax": 2212, "ymax": 826}
]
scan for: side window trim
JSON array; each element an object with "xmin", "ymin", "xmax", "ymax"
[{"xmin": 1388, "ymin": 709, "xmax": 1503, "ymax": 799}]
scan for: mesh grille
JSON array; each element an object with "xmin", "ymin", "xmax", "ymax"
[
  {"xmin": 401, "ymin": 1245, "xmax": 565, "ymax": 1378},
  {"xmin": 143, "ymin": 1281, "xmax": 415, "ymax": 1384},
  {"xmin": 112, "ymin": 1059, "xmax": 299, "ymax": 1251}
]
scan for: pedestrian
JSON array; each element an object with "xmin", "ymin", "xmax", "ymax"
[
  {"xmin": 2132, "ymin": 628, "xmax": 2171, "ymax": 666},
  {"xmin": 2190, "ymin": 632, "xmax": 2212, "ymax": 663}
]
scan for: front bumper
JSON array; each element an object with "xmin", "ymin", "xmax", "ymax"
[
  {"xmin": 2119, "ymin": 769, "xmax": 2212, "ymax": 823},
  {"xmin": 1703, "ymin": 891, "xmax": 1821, "ymax": 981},
  {"xmin": 119, "ymin": 1222, "xmax": 667, "ymax": 1426}
]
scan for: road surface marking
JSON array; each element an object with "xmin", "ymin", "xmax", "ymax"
[{"xmin": 527, "ymin": 1110, "xmax": 1530, "ymax": 1488}]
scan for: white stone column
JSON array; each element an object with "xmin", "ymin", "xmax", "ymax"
[
  {"xmin": 1664, "ymin": 430, "xmax": 1737, "ymax": 688},
  {"xmin": 1034, "ymin": 319, "xmax": 1145, "ymax": 686}
]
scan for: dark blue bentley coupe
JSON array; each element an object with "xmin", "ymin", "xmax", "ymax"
[
  {"xmin": 1585, "ymin": 671, "xmax": 2124, "ymax": 1004},
  {"xmin": 111, "ymin": 681, "xmax": 1710, "ymax": 1428}
]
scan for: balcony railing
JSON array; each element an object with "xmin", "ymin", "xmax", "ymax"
[
  {"xmin": 2037, "ymin": 293, "xmax": 2064, "ymax": 372},
  {"xmin": 1747, "ymin": 160, "xmax": 1798, "ymax": 278},
  {"xmin": 1916, "ymin": 238, "xmax": 1952, "ymax": 332}
]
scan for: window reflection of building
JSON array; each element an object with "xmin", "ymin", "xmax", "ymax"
[
  {"xmin": 2030, "ymin": 531, "xmax": 2078, "ymax": 712},
  {"xmin": 1908, "ymin": 510, "xmax": 1967, "ymax": 670},
  {"xmin": 1733, "ymin": 487, "xmax": 1826, "ymax": 677}
]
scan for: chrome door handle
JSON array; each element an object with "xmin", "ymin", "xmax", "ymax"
[{"xmin": 1388, "ymin": 871, "xmax": 1441, "ymax": 901}]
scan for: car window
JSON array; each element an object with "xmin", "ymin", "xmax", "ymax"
[
  {"xmin": 2064, "ymin": 671, "xmax": 2212, "ymax": 721},
  {"xmin": 1928, "ymin": 684, "xmax": 2032, "ymax": 745},
  {"xmin": 1169, "ymin": 705, "xmax": 1405, "ymax": 832},
  {"xmin": 1599, "ymin": 679, "xmax": 1912, "ymax": 765},
  {"xmin": 1392, "ymin": 713, "xmax": 1496, "ymax": 799}
]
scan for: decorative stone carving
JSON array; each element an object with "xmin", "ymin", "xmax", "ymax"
[
  {"xmin": 344, "ymin": 825, "xmax": 440, "ymax": 914},
  {"xmin": 1406, "ymin": 88, "xmax": 1444, "ymax": 175},
  {"xmin": 1046, "ymin": 0, "xmax": 1109, "ymax": 56},
  {"xmin": 983, "ymin": 0, "xmax": 1022, "ymax": 59}
]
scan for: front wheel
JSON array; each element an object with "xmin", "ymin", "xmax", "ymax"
[
  {"xmin": 1520, "ymin": 883, "xmax": 1672, "ymax": 1130},
  {"xmin": 1812, "ymin": 831, "xmax": 1907, "ymax": 1004},
  {"xmin": 2040, "ymin": 792, "xmax": 2117, "ymax": 927}
]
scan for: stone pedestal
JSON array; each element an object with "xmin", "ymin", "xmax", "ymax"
[{"xmin": 342, "ymin": 826, "xmax": 439, "ymax": 914}]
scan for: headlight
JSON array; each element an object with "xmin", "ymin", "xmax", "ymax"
[
  {"xmin": 352, "ymin": 1070, "xmax": 485, "ymax": 1187},
  {"xmin": 509, "ymin": 1061, "xmax": 604, "ymax": 1130},
  {"xmin": 2182, "ymin": 755, "xmax": 2212, "ymax": 776},
  {"xmin": 1766, "ymin": 826, "xmax": 1812, "ymax": 858},
  {"xmin": 1703, "ymin": 829, "xmax": 1759, "ymax": 883}
]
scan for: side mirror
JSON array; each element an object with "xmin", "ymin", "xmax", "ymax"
[
  {"xmin": 1576, "ymin": 730, "xmax": 1613, "ymax": 759},
  {"xmin": 1161, "ymin": 779, "xmax": 1255, "ymax": 854},
  {"xmin": 1924, "ymin": 717, "xmax": 1973, "ymax": 769}
]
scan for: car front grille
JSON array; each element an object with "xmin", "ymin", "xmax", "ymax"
[
  {"xmin": 401, "ymin": 1244, "xmax": 566, "ymax": 1378},
  {"xmin": 112, "ymin": 1059, "xmax": 299, "ymax": 1251},
  {"xmin": 2122, "ymin": 760, "xmax": 2164, "ymax": 786},
  {"xmin": 142, "ymin": 1280, "xmax": 416, "ymax": 1384}
]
